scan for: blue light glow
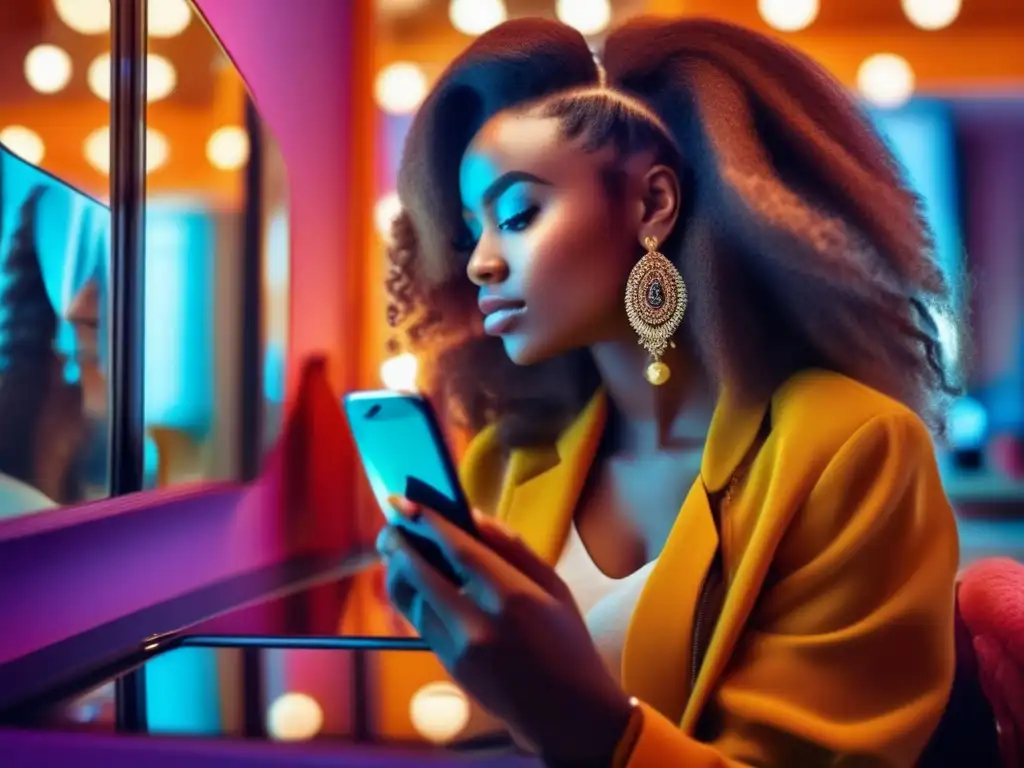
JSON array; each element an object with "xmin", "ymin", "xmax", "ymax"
[
  {"xmin": 144, "ymin": 647, "xmax": 223, "ymax": 735},
  {"xmin": 143, "ymin": 202, "xmax": 214, "ymax": 432},
  {"xmin": 870, "ymin": 101, "xmax": 963, "ymax": 303}
]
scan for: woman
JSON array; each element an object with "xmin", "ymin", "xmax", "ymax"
[
  {"xmin": 0, "ymin": 186, "xmax": 86, "ymax": 513},
  {"xmin": 378, "ymin": 16, "xmax": 963, "ymax": 767}
]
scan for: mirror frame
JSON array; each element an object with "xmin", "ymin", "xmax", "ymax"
[{"xmin": 108, "ymin": 0, "xmax": 148, "ymax": 496}]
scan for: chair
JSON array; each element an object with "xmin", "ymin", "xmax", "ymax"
[{"xmin": 958, "ymin": 557, "xmax": 1024, "ymax": 767}]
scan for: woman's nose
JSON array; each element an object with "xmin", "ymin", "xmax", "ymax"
[{"xmin": 466, "ymin": 246, "xmax": 509, "ymax": 286}]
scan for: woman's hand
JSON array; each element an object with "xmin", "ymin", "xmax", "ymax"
[{"xmin": 377, "ymin": 498, "xmax": 634, "ymax": 764}]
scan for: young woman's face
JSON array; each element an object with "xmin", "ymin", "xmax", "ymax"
[{"xmin": 459, "ymin": 111, "xmax": 641, "ymax": 366}]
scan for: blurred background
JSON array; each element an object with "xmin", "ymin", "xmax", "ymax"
[
  {"xmin": 0, "ymin": 0, "xmax": 1021, "ymax": 751},
  {"xmin": 0, "ymin": 1, "xmax": 1020, "ymax": 539},
  {"xmin": 370, "ymin": 0, "xmax": 1024, "ymax": 518},
  {"xmin": 0, "ymin": 0, "xmax": 1021, "ymax": 530}
]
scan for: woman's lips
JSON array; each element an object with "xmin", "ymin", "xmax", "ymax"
[
  {"xmin": 482, "ymin": 305, "xmax": 527, "ymax": 335},
  {"xmin": 478, "ymin": 295, "xmax": 527, "ymax": 335}
]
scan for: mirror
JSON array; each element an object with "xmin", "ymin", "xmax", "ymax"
[
  {"xmin": 0, "ymin": 0, "xmax": 291, "ymax": 513},
  {"xmin": 0, "ymin": 1, "xmax": 113, "ymax": 518},
  {"xmin": 139, "ymin": 0, "xmax": 289, "ymax": 487}
]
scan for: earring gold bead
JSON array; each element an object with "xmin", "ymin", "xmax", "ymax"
[{"xmin": 624, "ymin": 236, "xmax": 687, "ymax": 386}]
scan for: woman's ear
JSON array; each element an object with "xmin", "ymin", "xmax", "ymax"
[{"xmin": 638, "ymin": 163, "xmax": 681, "ymax": 245}]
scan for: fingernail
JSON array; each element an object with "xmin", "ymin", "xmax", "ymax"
[
  {"xmin": 376, "ymin": 526, "xmax": 400, "ymax": 558},
  {"xmin": 387, "ymin": 494, "xmax": 421, "ymax": 521}
]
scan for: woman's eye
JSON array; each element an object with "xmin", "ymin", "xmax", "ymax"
[
  {"xmin": 498, "ymin": 205, "xmax": 539, "ymax": 233},
  {"xmin": 452, "ymin": 228, "xmax": 478, "ymax": 254},
  {"xmin": 452, "ymin": 236, "xmax": 477, "ymax": 254}
]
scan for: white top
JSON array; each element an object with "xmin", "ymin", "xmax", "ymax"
[
  {"xmin": 555, "ymin": 522, "xmax": 658, "ymax": 683},
  {"xmin": 0, "ymin": 472, "xmax": 56, "ymax": 520}
]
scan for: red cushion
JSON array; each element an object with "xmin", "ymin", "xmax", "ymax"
[{"xmin": 958, "ymin": 557, "xmax": 1024, "ymax": 767}]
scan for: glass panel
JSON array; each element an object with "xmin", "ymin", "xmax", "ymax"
[
  {"xmin": 140, "ymin": 1, "xmax": 289, "ymax": 487},
  {"xmin": 0, "ymin": 2, "xmax": 112, "ymax": 517},
  {"xmin": 259, "ymin": 113, "xmax": 289, "ymax": 454},
  {"xmin": 0, "ymin": 561, "xmax": 517, "ymax": 747},
  {"xmin": 28, "ymin": 642, "xmax": 513, "ymax": 751}
]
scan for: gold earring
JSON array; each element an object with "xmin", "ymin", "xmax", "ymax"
[{"xmin": 625, "ymin": 236, "xmax": 688, "ymax": 386}]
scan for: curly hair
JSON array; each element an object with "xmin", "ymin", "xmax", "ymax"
[{"xmin": 386, "ymin": 16, "xmax": 959, "ymax": 448}]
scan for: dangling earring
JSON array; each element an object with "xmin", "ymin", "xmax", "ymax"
[{"xmin": 625, "ymin": 236, "xmax": 688, "ymax": 386}]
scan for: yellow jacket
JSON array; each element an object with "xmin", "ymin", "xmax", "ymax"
[{"xmin": 459, "ymin": 369, "xmax": 959, "ymax": 767}]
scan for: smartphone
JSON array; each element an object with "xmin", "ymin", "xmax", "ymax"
[{"xmin": 343, "ymin": 390, "xmax": 478, "ymax": 584}]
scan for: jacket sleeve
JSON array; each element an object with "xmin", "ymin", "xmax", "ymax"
[{"xmin": 625, "ymin": 412, "xmax": 960, "ymax": 767}]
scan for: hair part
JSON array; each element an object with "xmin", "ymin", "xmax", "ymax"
[{"xmin": 387, "ymin": 16, "xmax": 960, "ymax": 447}]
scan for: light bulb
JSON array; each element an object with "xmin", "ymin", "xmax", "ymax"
[
  {"xmin": 758, "ymin": 0, "xmax": 819, "ymax": 32},
  {"xmin": 374, "ymin": 62, "xmax": 428, "ymax": 115},
  {"xmin": 148, "ymin": 0, "xmax": 191, "ymax": 37},
  {"xmin": 555, "ymin": 0, "xmax": 612, "ymax": 36},
  {"xmin": 901, "ymin": 0, "xmax": 961, "ymax": 31},
  {"xmin": 266, "ymin": 693, "xmax": 324, "ymax": 742},
  {"xmin": 380, "ymin": 353, "xmax": 419, "ymax": 392},
  {"xmin": 84, "ymin": 126, "xmax": 169, "ymax": 174},
  {"xmin": 54, "ymin": 0, "xmax": 110, "ymax": 35},
  {"xmin": 374, "ymin": 192, "xmax": 403, "ymax": 242},
  {"xmin": 83, "ymin": 127, "xmax": 110, "ymax": 174},
  {"xmin": 146, "ymin": 128, "xmax": 170, "ymax": 173},
  {"xmin": 0, "ymin": 126, "xmax": 45, "ymax": 165},
  {"xmin": 409, "ymin": 682, "xmax": 470, "ymax": 744},
  {"xmin": 206, "ymin": 126, "xmax": 250, "ymax": 170},
  {"xmin": 86, "ymin": 54, "xmax": 110, "ymax": 101},
  {"xmin": 857, "ymin": 53, "xmax": 915, "ymax": 109},
  {"xmin": 24, "ymin": 44, "xmax": 73, "ymax": 94},
  {"xmin": 146, "ymin": 54, "xmax": 177, "ymax": 102},
  {"xmin": 87, "ymin": 52, "xmax": 177, "ymax": 103},
  {"xmin": 449, "ymin": 0, "xmax": 506, "ymax": 36}
]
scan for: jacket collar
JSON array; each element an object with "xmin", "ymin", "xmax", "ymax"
[
  {"xmin": 507, "ymin": 384, "xmax": 770, "ymax": 492},
  {"xmin": 700, "ymin": 385, "xmax": 772, "ymax": 492},
  {"xmin": 499, "ymin": 384, "xmax": 771, "ymax": 563}
]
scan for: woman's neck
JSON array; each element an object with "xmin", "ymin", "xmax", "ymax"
[{"xmin": 589, "ymin": 335, "xmax": 715, "ymax": 454}]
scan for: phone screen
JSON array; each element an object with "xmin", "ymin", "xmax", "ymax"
[{"xmin": 344, "ymin": 392, "xmax": 474, "ymax": 533}]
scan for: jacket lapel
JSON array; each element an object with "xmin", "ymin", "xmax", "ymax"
[
  {"xmin": 499, "ymin": 391, "xmax": 607, "ymax": 564},
  {"xmin": 623, "ymin": 385, "xmax": 771, "ymax": 729},
  {"xmin": 680, "ymin": 445, "xmax": 789, "ymax": 732},
  {"xmin": 495, "ymin": 382, "xmax": 778, "ymax": 730},
  {"xmin": 621, "ymin": 478, "xmax": 719, "ymax": 721}
]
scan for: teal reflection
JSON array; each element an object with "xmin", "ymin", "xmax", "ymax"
[
  {"xmin": 144, "ymin": 203, "xmax": 215, "ymax": 433},
  {"xmin": 144, "ymin": 646, "xmax": 223, "ymax": 735}
]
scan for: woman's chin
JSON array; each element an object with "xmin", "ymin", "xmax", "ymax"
[{"xmin": 500, "ymin": 336, "xmax": 546, "ymax": 367}]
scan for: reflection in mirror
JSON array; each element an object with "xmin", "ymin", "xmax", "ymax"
[
  {"xmin": 0, "ymin": 147, "xmax": 110, "ymax": 518},
  {"xmin": 140, "ymin": 1, "xmax": 289, "ymax": 487},
  {"xmin": 259, "ymin": 115, "xmax": 289, "ymax": 454},
  {"xmin": 0, "ymin": 1, "xmax": 114, "ymax": 517}
]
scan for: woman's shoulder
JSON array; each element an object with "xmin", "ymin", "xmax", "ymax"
[
  {"xmin": 762, "ymin": 370, "xmax": 957, "ymax": 579},
  {"xmin": 771, "ymin": 369, "xmax": 934, "ymax": 452}
]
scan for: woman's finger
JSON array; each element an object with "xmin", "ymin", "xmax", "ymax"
[
  {"xmin": 379, "ymin": 525, "xmax": 487, "ymax": 639},
  {"xmin": 391, "ymin": 498, "xmax": 569, "ymax": 605},
  {"xmin": 470, "ymin": 510, "xmax": 573, "ymax": 602}
]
